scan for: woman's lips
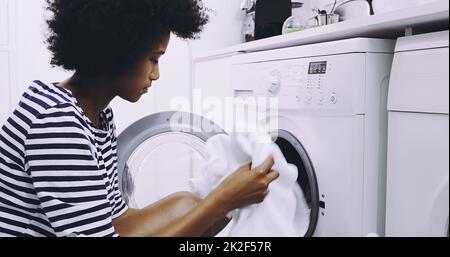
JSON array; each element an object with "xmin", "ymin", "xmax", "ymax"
[{"xmin": 143, "ymin": 85, "xmax": 151, "ymax": 93}]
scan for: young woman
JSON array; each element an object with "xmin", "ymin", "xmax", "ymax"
[{"xmin": 0, "ymin": 0, "xmax": 279, "ymax": 237}]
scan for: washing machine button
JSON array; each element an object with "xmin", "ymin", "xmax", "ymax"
[
  {"xmin": 330, "ymin": 93, "xmax": 338, "ymax": 104},
  {"xmin": 318, "ymin": 92, "xmax": 324, "ymax": 103}
]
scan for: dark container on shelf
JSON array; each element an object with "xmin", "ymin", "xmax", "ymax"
[{"xmin": 254, "ymin": 0, "xmax": 292, "ymax": 40}]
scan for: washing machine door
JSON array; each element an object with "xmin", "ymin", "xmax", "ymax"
[
  {"xmin": 273, "ymin": 130, "xmax": 320, "ymax": 237},
  {"xmin": 116, "ymin": 112, "xmax": 319, "ymax": 237},
  {"xmin": 117, "ymin": 112, "xmax": 226, "ymax": 209}
]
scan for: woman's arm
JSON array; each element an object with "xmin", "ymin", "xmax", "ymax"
[{"xmin": 113, "ymin": 156, "xmax": 279, "ymax": 237}]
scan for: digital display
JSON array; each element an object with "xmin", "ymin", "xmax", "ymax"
[{"xmin": 308, "ymin": 61, "xmax": 327, "ymax": 75}]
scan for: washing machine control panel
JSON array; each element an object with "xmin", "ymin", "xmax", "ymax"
[{"xmin": 233, "ymin": 54, "xmax": 366, "ymax": 114}]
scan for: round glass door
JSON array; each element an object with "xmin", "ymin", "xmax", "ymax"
[
  {"xmin": 123, "ymin": 132, "xmax": 208, "ymax": 208},
  {"xmin": 117, "ymin": 112, "xmax": 319, "ymax": 237},
  {"xmin": 117, "ymin": 112, "xmax": 230, "ymax": 236},
  {"xmin": 117, "ymin": 112, "xmax": 225, "ymax": 208}
]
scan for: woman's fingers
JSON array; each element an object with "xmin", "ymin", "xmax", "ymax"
[
  {"xmin": 242, "ymin": 162, "xmax": 252, "ymax": 171},
  {"xmin": 266, "ymin": 170, "xmax": 280, "ymax": 184},
  {"xmin": 257, "ymin": 170, "xmax": 279, "ymax": 192},
  {"xmin": 236, "ymin": 163, "xmax": 252, "ymax": 173},
  {"xmin": 254, "ymin": 156, "xmax": 275, "ymax": 174}
]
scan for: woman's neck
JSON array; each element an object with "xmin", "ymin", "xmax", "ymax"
[{"xmin": 59, "ymin": 74, "xmax": 117, "ymax": 128}]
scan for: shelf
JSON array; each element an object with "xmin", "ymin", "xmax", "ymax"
[{"xmin": 193, "ymin": 0, "xmax": 449, "ymax": 59}]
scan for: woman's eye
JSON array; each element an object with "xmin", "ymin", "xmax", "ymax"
[{"xmin": 150, "ymin": 59, "xmax": 159, "ymax": 64}]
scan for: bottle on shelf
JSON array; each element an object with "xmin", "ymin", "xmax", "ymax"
[{"xmin": 282, "ymin": 0, "xmax": 316, "ymax": 34}]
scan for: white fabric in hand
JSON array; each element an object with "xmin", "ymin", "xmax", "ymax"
[{"xmin": 190, "ymin": 132, "xmax": 310, "ymax": 237}]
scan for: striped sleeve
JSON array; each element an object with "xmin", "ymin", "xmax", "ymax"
[{"xmin": 24, "ymin": 105, "xmax": 117, "ymax": 237}]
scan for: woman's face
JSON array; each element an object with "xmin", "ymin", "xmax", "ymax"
[{"xmin": 115, "ymin": 32, "xmax": 171, "ymax": 103}]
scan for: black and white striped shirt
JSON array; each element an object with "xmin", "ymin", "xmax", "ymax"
[{"xmin": 0, "ymin": 80, "xmax": 128, "ymax": 237}]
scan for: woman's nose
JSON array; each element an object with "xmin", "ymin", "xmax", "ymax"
[{"xmin": 150, "ymin": 65, "xmax": 160, "ymax": 81}]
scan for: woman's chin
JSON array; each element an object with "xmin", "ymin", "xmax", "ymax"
[
  {"xmin": 121, "ymin": 89, "xmax": 150, "ymax": 103},
  {"xmin": 122, "ymin": 95, "xmax": 142, "ymax": 103}
]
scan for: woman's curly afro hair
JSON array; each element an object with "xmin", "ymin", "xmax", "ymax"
[{"xmin": 46, "ymin": 0, "xmax": 209, "ymax": 76}]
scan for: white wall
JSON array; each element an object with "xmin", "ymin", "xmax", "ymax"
[
  {"xmin": 189, "ymin": 0, "xmax": 245, "ymax": 56},
  {"xmin": 10, "ymin": 0, "xmax": 71, "ymax": 107},
  {"xmin": 0, "ymin": 50, "xmax": 9, "ymax": 126},
  {"xmin": 2, "ymin": 0, "xmax": 70, "ymax": 125},
  {"xmin": 314, "ymin": 0, "xmax": 336, "ymax": 11},
  {"xmin": 0, "ymin": 0, "xmax": 7, "ymax": 46},
  {"xmin": 1, "ymin": 0, "xmax": 12, "ymax": 125}
]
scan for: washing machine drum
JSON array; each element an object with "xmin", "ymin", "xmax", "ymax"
[{"xmin": 117, "ymin": 112, "xmax": 319, "ymax": 237}]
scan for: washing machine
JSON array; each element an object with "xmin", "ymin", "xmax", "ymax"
[
  {"xmin": 385, "ymin": 30, "xmax": 449, "ymax": 237},
  {"xmin": 116, "ymin": 38, "xmax": 395, "ymax": 237},
  {"xmin": 230, "ymin": 38, "xmax": 395, "ymax": 236}
]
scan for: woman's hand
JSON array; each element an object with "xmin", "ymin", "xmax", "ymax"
[
  {"xmin": 209, "ymin": 156, "xmax": 280, "ymax": 215},
  {"xmin": 114, "ymin": 156, "xmax": 279, "ymax": 237}
]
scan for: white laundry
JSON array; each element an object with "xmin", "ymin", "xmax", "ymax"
[{"xmin": 189, "ymin": 132, "xmax": 311, "ymax": 237}]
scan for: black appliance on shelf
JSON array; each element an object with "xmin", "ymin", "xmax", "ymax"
[{"xmin": 254, "ymin": 0, "xmax": 292, "ymax": 40}]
